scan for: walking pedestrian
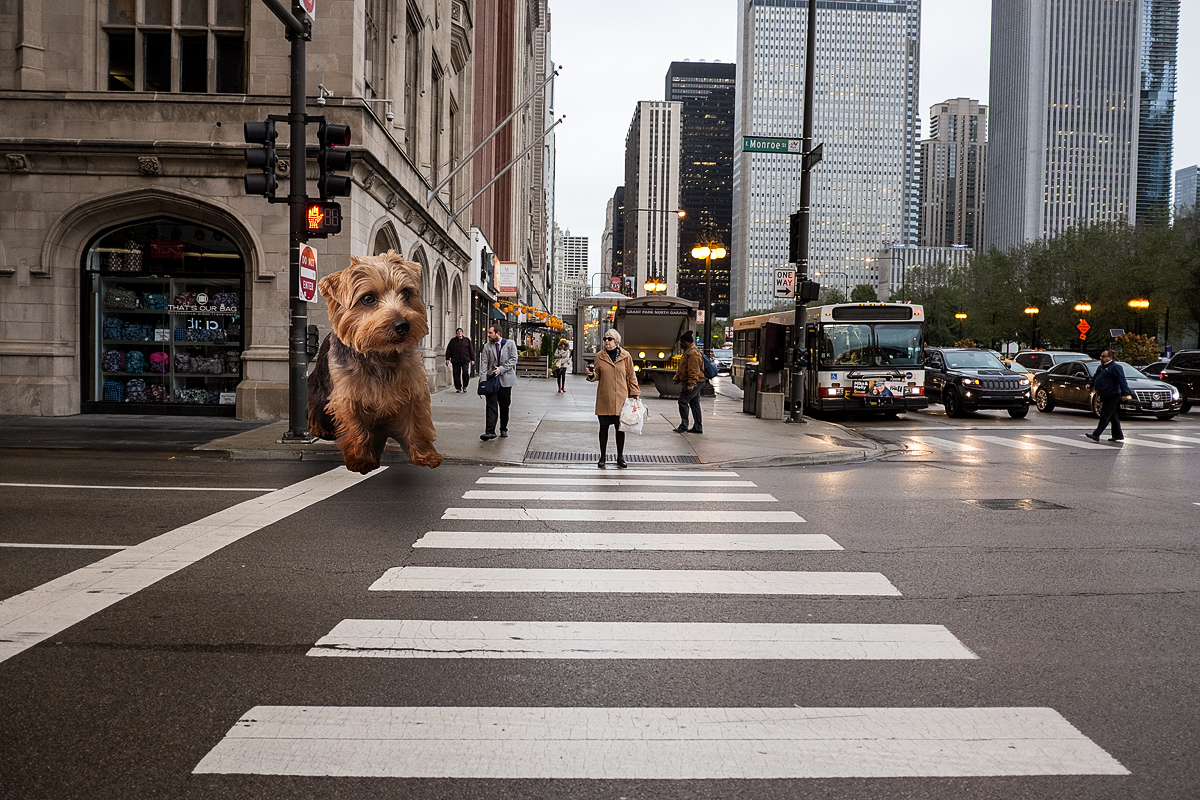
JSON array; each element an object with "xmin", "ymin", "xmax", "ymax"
[
  {"xmin": 479, "ymin": 325, "xmax": 518, "ymax": 441},
  {"xmin": 672, "ymin": 330, "xmax": 705, "ymax": 434},
  {"xmin": 586, "ymin": 328, "xmax": 640, "ymax": 468},
  {"xmin": 552, "ymin": 339, "xmax": 570, "ymax": 392},
  {"xmin": 444, "ymin": 327, "xmax": 475, "ymax": 393},
  {"xmin": 1085, "ymin": 350, "xmax": 1132, "ymax": 442}
]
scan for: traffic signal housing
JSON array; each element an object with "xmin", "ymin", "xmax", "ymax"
[
  {"xmin": 317, "ymin": 121, "xmax": 352, "ymax": 199},
  {"xmin": 243, "ymin": 120, "xmax": 278, "ymax": 197},
  {"xmin": 304, "ymin": 200, "xmax": 342, "ymax": 238}
]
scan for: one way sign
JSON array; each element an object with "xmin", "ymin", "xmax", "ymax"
[{"xmin": 774, "ymin": 268, "xmax": 796, "ymax": 298}]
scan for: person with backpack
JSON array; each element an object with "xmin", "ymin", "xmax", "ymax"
[{"xmin": 672, "ymin": 330, "xmax": 706, "ymax": 434}]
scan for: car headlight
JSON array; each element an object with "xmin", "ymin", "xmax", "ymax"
[
  {"xmin": 1019, "ymin": 377, "xmax": 1030, "ymax": 386},
  {"xmin": 961, "ymin": 378, "xmax": 980, "ymax": 385},
  {"xmin": 1171, "ymin": 386, "xmax": 1181, "ymax": 399}
]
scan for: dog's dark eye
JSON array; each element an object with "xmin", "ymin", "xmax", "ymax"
[
  {"xmin": 360, "ymin": 294, "xmax": 377, "ymax": 306},
  {"xmin": 401, "ymin": 289, "xmax": 410, "ymax": 301}
]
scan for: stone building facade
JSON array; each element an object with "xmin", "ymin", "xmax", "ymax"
[{"xmin": 0, "ymin": 0, "xmax": 490, "ymax": 418}]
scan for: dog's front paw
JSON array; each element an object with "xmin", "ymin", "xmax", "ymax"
[
  {"xmin": 342, "ymin": 455, "xmax": 381, "ymax": 474},
  {"xmin": 411, "ymin": 449, "xmax": 444, "ymax": 469}
]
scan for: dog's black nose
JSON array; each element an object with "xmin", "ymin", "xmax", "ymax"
[{"xmin": 393, "ymin": 321, "xmax": 410, "ymax": 337}]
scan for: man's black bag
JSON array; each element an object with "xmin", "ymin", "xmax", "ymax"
[{"xmin": 477, "ymin": 376, "xmax": 498, "ymax": 396}]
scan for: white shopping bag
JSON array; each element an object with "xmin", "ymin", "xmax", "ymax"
[{"xmin": 620, "ymin": 396, "xmax": 646, "ymax": 434}]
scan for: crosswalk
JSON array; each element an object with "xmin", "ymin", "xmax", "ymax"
[
  {"xmin": 195, "ymin": 465, "xmax": 1129, "ymax": 785},
  {"xmin": 904, "ymin": 430, "xmax": 1195, "ymax": 455}
]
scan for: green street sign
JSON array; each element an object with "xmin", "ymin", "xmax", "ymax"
[{"xmin": 743, "ymin": 135, "xmax": 802, "ymax": 154}]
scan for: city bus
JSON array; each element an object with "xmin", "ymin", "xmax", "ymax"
[{"xmin": 732, "ymin": 302, "xmax": 927, "ymax": 415}]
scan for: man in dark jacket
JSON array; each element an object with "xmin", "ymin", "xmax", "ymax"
[
  {"xmin": 672, "ymin": 331, "xmax": 705, "ymax": 434},
  {"xmin": 1086, "ymin": 350, "xmax": 1132, "ymax": 442},
  {"xmin": 444, "ymin": 328, "xmax": 475, "ymax": 393}
]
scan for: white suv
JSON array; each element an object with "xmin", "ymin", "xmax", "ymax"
[{"xmin": 1013, "ymin": 350, "xmax": 1092, "ymax": 373}]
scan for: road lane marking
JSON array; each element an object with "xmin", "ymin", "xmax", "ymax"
[
  {"xmin": 968, "ymin": 435, "xmax": 1055, "ymax": 450},
  {"xmin": 1112, "ymin": 437, "xmax": 1190, "ymax": 449},
  {"xmin": 0, "ymin": 467, "xmax": 376, "ymax": 665},
  {"xmin": 194, "ymin": 705, "xmax": 1129, "ymax": 778},
  {"xmin": 489, "ymin": 467, "xmax": 737, "ymax": 477},
  {"xmin": 1143, "ymin": 433, "xmax": 1200, "ymax": 444},
  {"xmin": 308, "ymin": 620, "xmax": 976, "ymax": 660},
  {"xmin": 442, "ymin": 508, "xmax": 804, "ymax": 522},
  {"xmin": 369, "ymin": 567, "xmax": 899, "ymax": 595},
  {"xmin": 0, "ymin": 542, "xmax": 127, "ymax": 550},
  {"xmin": 462, "ymin": 490, "xmax": 776, "ymax": 503},
  {"xmin": 476, "ymin": 476, "xmax": 758, "ymax": 487},
  {"xmin": 0, "ymin": 482, "xmax": 276, "ymax": 492},
  {"xmin": 412, "ymin": 531, "xmax": 839, "ymax": 551},
  {"xmin": 905, "ymin": 437, "xmax": 981, "ymax": 451},
  {"xmin": 1023, "ymin": 435, "xmax": 1110, "ymax": 450}
]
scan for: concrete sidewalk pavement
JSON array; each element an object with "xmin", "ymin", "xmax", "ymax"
[{"xmin": 0, "ymin": 374, "xmax": 888, "ymax": 468}]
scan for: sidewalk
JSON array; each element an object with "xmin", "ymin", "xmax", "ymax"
[{"xmin": 0, "ymin": 374, "xmax": 889, "ymax": 468}]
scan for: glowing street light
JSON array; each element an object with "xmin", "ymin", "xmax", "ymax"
[
  {"xmin": 1024, "ymin": 306, "xmax": 1040, "ymax": 349},
  {"xmin": 1128, "ymin": 298, "xmax": 1149, "ymax": 334},
  {"xmin": 691, "ymin": 237, "xmax": 727, "ymax": 349}
]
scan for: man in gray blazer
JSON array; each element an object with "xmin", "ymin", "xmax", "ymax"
[{"xmin": 479, "ymin": 324, "xmax": 519, "ymax": 440}]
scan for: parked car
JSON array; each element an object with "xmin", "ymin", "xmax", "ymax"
[
  {"xmin": 924, "ymin": 347, "xmax": 1032, "ymax": 418},
  {"xmin": 1139, "ymin": 361, "xmax": 1169, "ymax": 378},
  {"xmin": 1012, "ymin": 350, "xmax": 1092, "ymax": 373},
  {"xmin": 1000, "ymin": 359, "xmax": 1033, "ymax": 375},
  {"xmin": 1158, "ymin": 350, "xmax": 1200, "ymax": 413},
  {"xmin": 1032, "ymin": 360, "xmax": 1182, "ymax": 419},
  {"xmin": 712, "ymin": 347, "xmax": 733, "ymax": 374}
]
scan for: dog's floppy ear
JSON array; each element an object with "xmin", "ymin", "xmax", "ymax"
[{"xmin": 318, "ymin": 269, "xmax": 345, "ymax": 310}]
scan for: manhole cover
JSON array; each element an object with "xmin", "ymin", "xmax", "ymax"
[
  {"xmin": 524, "ymin": 451, "xmax": 702, "ymax": 464},
  {"xmin": 964, "ymin": 499, "xmax": 1069, "ymax": 511}
]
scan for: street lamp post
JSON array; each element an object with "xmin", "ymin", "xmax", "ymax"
[
  {"xmin": 643, "ymin": 276, "xmax": 666, "ymax": 296},
  {"xmin": 1128, "ymin": 298, "xmax": 1149, "ymax": 335},
  {"xmin": 955, "ymin": 312, "xmax": 967, "ymax": 341},
  {"xmin": 813, "ymin": 270, "xmax": 850, "ymax": 300},
  {"xmin": 1024, "ymin": 306, "xmax": 1040, "ymax": 349},
  {"xmin": 690, "ymin": 236, "xmax": 727, "ymax": 350}
]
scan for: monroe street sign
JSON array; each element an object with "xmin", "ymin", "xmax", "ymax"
[{"xmin": 743, "ymin": 136, "xmax": 802, "ymax": 154}]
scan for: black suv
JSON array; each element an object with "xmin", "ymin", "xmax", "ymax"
[
  {"xmin": 925, "ymin": 347, "xmax": 1033, "ymax": 418},
  {"xmin": 1159, "ymin": 350, "xmax": 1200, "ymax": 413}
]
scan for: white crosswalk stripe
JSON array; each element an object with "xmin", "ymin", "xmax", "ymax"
[
  {"xmin": 1023, "ymin": 434, "xmax": 1110, "ymax": 450},
  {"xmin": 196, "ymin": 463, "xmax": 1129, "ymax": 784},
  {"xmin": 1143, "ymin": 433, "xmax": 1200, "ymax": 444},
  {"xmin": 476, "ymin": 476, "xmax": 758, "ymax": 486},
  {"xmin": 443, "ymin": 508, "xmax": 804, "ymax": 522},
  {"xmin": 369, "ymin": 567, "xmax": 901, "ymax": 595},
  {"xmin": 413, "ymin": 531, "xmax": 840, "ymax": 550},
  {"xmin": 195, "ymin": 706, "xmax": 1128, "ymax": 778},
  {"xmin": 1113, "ymin": 436, "xmax": 1191, "ymax": 449},
  {"xmin": 308, "ymin": 620, "xmax": 977, "ymax": 660},
  {"xmin": 968, "ymin": 435, "xmax": 1054, "ymax": 450},
  {"xmin": 906, "ymin": 436, "xmax": 981, "ymax": 451},
  {"xmin": 463, "ymin": 489, "xmax": 776, "ymax": 502}
]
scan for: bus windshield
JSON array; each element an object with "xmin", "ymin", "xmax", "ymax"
[{"xmin": 819, "ymin": 323, "xmax": 923, "ymax": 367}]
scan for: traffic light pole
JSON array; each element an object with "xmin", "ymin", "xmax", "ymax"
[{"xmin": 786, "ymin": 0, "xmax": 818, "ymax": 425}]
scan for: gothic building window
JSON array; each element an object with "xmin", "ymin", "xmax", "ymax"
[{"xmin": 104, "ymin": 0, "xmax": 245, "ymax": 94}]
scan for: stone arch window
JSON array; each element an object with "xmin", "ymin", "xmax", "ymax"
[
  {"xmin": 433, "ymin": 263, "xmax": 449, "ymax": 351},
  {"xmin": 372, "ymin": 222, "xmax": 400, "ymax": 256},
  {"xmin": 450, "ymin": 274, "xmax": 464, "ymax": 333},
  {"xmin": 408, "ymin": 245, "xmax": 431, "ymax": 348}
]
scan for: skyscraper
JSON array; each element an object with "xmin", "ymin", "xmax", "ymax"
[
  {"xmin": 1176, "ymin": 165, "xmax": 1199, "ymax": 215},
  {"xmin": 556, "ymin": 231, "xmax": 589, "ymax": 318},
  {"xmin": 919, "ymin": 98, "xmax": 987, "ymax": 250},
  {"xmin": 1137, "ymin": 0, "xmax": 1180, "ymax": 225},
  {"xmin": 623, "ymin": 101, "xmax": 683, "ymax": 297},
  {"xmin": 666, "ymin": 60, "xmax": 736, "ymax": 318},
  {"xmin": 984, "ymin": 0, "xmax": 1180, "ymax": 251},
  {"xmin": 733, "ymin": 0, "xmax": 921, "ymax": 315}
]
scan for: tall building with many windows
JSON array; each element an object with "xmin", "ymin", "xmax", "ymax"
[
  {"xmin": 666, "ymin": 60, "xmax": 735, "ymax": 318},
  {"xmin": 556, "ymin": 231, "xmax": 589, "ymax": 318},
  {"xmin": 984, "ymin": 0, "xmax": 1180, "ymax": 251},
  {"xmin": 733, "ymin": 0, "xmax": 921, "ymax": 315},
  {"xmin": 919, "ymin": 98, "xmax": 987, "ymax": 249},
  {"xmin": 623, "ymin": 101, "xmax": 682, "ymax": 297},
  {"xmin": 1176, "ymin": 166, "xmax": 1199, "ymax": 215}
]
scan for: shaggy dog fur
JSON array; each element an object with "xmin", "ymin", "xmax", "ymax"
[{"xmin": 307, "ymin": 250, "xmax": 443, "ymax": 473}]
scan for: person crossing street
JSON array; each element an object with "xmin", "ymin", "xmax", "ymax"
[{"xmin": 1085, "ymin": 350, "xmax": 1132, "ymax": 442}]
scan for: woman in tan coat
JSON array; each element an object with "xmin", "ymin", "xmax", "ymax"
[{"xmin": 585, "ymin": 328, "xmax": 640, "ymax": 468}]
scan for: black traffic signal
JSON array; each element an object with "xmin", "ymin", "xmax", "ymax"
[
  {"xmin": 317, "ymin": 121, "xmax": 352, "ymax": 199},
  {"xmin": 798, "ymin": 280, "xmax": 820, "ymax": 302},
  {"xmin": 304, "ymin": 200, "xmax": 342, "ymax": 238},
  {"xmin": 243, "ymin": 120, "xmax": 278, "ymax": 197}
]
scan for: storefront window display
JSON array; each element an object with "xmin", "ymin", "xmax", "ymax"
[{"xmin": 82, "ymin": 218, "xmax": 245, "ymax": 414}]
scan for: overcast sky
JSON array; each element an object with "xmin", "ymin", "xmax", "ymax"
[{"xmin": 547, "ymin": 0, "xmax": 1200, "ymax": 283}]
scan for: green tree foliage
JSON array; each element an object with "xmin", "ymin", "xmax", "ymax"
[
  {"xmin": 1112, "ymin": 333, "xmax": 1161, "ymax": 365},
  {"xmin": 850, "ymin": 284, "xmax": 878, "ymax": 302}
]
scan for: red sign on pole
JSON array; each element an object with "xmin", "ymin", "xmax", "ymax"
[
  {"xmin": 609, "ymin": 276, "xmax": 621, "ymax": 292},
  {"xmin": 1077, "ymin": 319, "xmax": 1090, "ymax": 340},
  {"xmin": 299, "ymin": 245, "xmax": 318, "ymax": 303},
  {"xmin": 299, "ymin": 0, "xmax": 316, "ymax": 20}
]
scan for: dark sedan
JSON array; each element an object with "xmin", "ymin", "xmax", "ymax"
[
  {"xmin": 924, "ymin": 347, "xmax": 1032, "ymax": 418},
  {"xmin": 1032, "ymin": 360, "xmax": 1183, "ymax": 420}
]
